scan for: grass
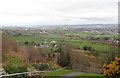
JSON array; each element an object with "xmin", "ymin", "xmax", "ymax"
[
  {"xmin": 14, "ymin": 34, "xmax": 64, "ymax": 43},
  {"xmin": 44, "ymin": 69, "xmax": 73, "ymax": 78},
  {"xmin": 7, "ymin": 56, "xmax": 22, "ymax": 66},
  {"xmin": 75, "ymin": 74, "xmax": 104, "ymax": 78},
  {"xmin": 14, "ymin": 35, "xmax": 44, "ymax": 43}
]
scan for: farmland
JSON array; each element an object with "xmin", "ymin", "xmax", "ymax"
[{"xmin": 12, "ymin": 29, "xmax": 118, "ymax": 55}]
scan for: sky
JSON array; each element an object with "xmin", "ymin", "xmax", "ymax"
[{"xmin": 0, "ymin": 0, "xmax": 119, "ymax": 26}]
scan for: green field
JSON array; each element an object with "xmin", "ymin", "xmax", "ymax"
[
  {"xmin": 14, "ymin": 34, "xmax": 64, "ymax": 43},
  {"xmin": 6, "ymin": 56, "xmax": 22, "ymax": 66},
  {"xmin": 44, "ymin": 69, "xmax": 73, "ymax": 78},
  {"xmin": 64, "ymin": 39, "xmax": 118, "ymax": 52},
  {"xmin": 63, "ymin": 30, "xmax": 118, "ymax": 39},
  {"xmin": 75, "ymin": 74, "xmax": 104, "ymax": 78},
  {"xmin": 13, "ymin": 33, "xmax": 118, "ymax": 54}
]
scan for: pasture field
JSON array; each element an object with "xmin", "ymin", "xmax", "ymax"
[
  {"xmin": 64, "ymin": 39, "xmax": 118, "ymax": 52},
  {"xmin": 14, "ymin": 34, "xmax": 64, "ymax": 43},
  {"xmin": 62, "ymin": 30, "xmax": 118, "ymax": 39}
]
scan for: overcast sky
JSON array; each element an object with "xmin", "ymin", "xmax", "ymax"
[{"xmin": 0, "ymin": 0, "xmax": 119, "ymax": 26}]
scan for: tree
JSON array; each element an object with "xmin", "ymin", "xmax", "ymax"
[
  {"xmin": 57, "ymin": 44, "xmax": 71, "ymax": 67},
  {"xmin": 24, "ymin": 41, "xmax": 29, "ymax": 45},
  {"xmin": 83, "ymin": 46, "xmax": 93, "ymax": 51},
  {"xmin": 104, "ymin": 37, "xmax": 109, "ymax": 40},
  {"xmin": 26, "ymin": 47, "xmax": 47, "ymax": 63}
]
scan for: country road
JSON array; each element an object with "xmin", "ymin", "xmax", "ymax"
[{"xmin": 59, "ymin": 72, "xmax": 84, "ymax": 78}]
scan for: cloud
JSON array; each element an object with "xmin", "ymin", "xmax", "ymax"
[{"xmin": 0, "ymin": 0, "xmax": 118, "ymax": 25}]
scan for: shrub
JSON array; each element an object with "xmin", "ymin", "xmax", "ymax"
[
  {"xmin": 3, "ymin": 65, "xmax": 27, "ymax": 74},
  {"xmin": 32, "ymin": 63, "xmax": 49, "ymax": 71},
  {"xmin": 83, "ymin": 46, "xmax": 93, "ymax": 51},
  {"xmin": 24, "ymin": 41, "xmax": 29, "ymax": 45},
  {"xmin": 104, "ymin": 37, "xmax": 109, "ymax": 40},
  {"xmin": 103, "ymin": 57, "xmax": 120, "ymax": 77}
]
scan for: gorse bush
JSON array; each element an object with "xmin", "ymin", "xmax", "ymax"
[{"xmin": 103, "ymin": 57, "xmax": 120, "ymax": 77}]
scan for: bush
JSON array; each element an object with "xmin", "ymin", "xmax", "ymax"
[
  {"xmin": 3, "ymin": 65, "xmax": 27, "ymax": 74},
  {"xmin": 104, "ymin": 37, "xmax": 109, "ymax": 40},
  {"xmin": 24, "ymin": 41, "xmax": 29, "ymax": 45},
  {"xmin": 32, "ymin": 63, "xmax": 49, "ymax": 71},
  {"xmin": 103, "ymin": 57, "xmax": 120, "ymax": 77},
  {"xmin": 83, "ymin": 46, "xmax": 93, "ymax": 51}
]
